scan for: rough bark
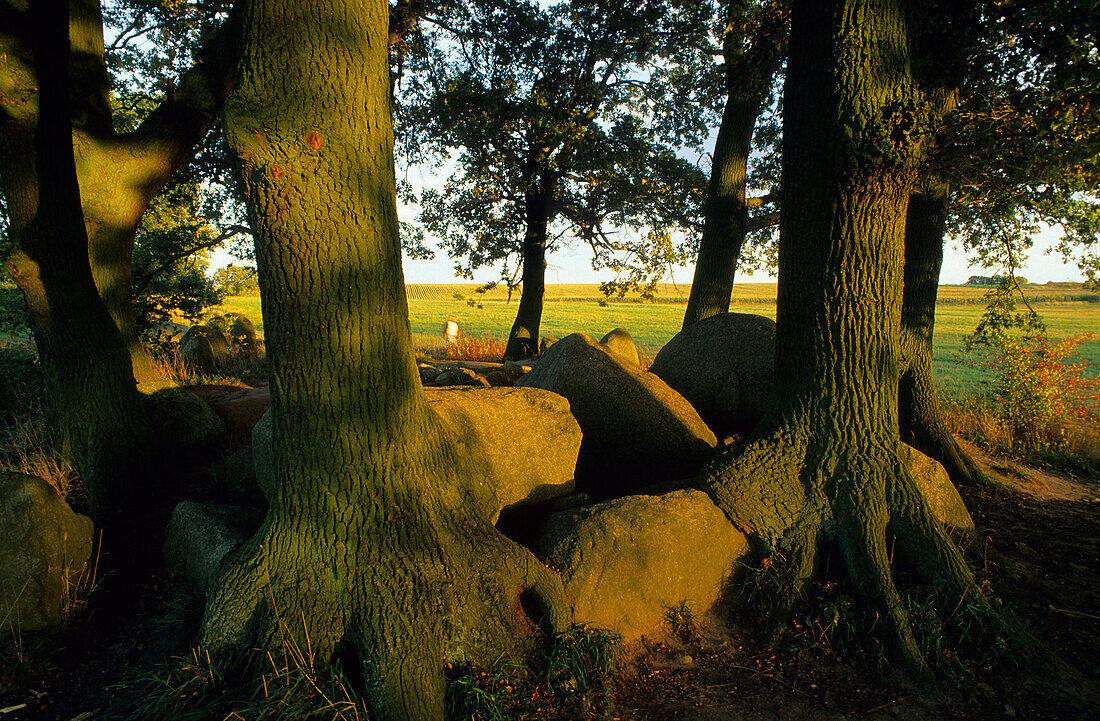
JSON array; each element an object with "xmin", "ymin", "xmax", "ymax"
[
  {"xmin": 699, "ymin": 0, "xmax": 984, "ymax": 681},
  {"xmin": 682, "ymin": 3, "xmax": 786, "ymax": 328},
  {"xmin": 2, "ymin": 0, "xmax": 239, "ymax": 383},
  {"xmin": 200, "ymin": 3, "xmax": 567, "ymax": 718},
  {"xmin": 503, "ymin": 169, "xmax": 555, "ymax": 361},
  {"xmin": 898, "ymin": 178, "xmax": 987, "ymax": 487},
  {"xmin": 1, "ymin": 0, "xmax": 152, "ymax": 531}
]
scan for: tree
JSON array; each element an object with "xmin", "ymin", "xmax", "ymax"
[
  {"xmin": 699, "ymin": 0, "xmax": 989, "ymax": 678},
  {"xmin": 0, "ymin": 0, "xmax": 240, "ymax": 538},
  {"xmin": 129, "ymin": 178, "xmax": 224, "ymax": 328},
  {"xmin": 894, "ymin": 0, "xmax": 1098, "ymax": 488},
  {"xmin": 0, "ymin": 0, "xmax": 155, "ymax": 535},
  {"xmin": 199, "ymin": 1, "xmax": 567, "ymax": 718},
  {"xmin": 1, "ymin": 0, "xmax": 239, "ymax": 384},
  {"xmin": 680, "ymin": 0, "xmax": 786, "ymax": 328},
  {"xmin": 401, "ymin": 0, "xmax": 707, "ymax": 359},
  {"xmin": 210, "ymin": 262, "xmax": 259, "ymax": 298}
]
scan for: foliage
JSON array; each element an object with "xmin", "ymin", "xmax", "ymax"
[
  {"xmin": 0, "ymin": 410, "xmax": 78, "ymax": 499},
  {"xmin": 211, "ymin": 263, "xmax": 260, "ymax": 298},
  {"xmin": 961, "ymin": 277, "xmax": 1100, "ymax": 461},
  {"xmin": 903, "ymin": 585, "xmax": 1037, "ymax": 690},
  {"xmin": 129, "ymin": 179, "xmax": 222, "ymax": 329},
  {"xmin": 944, "ymin": 0, "xmax": 1099, "ymax": 286},
  {"xmin": 544, "ymin": 626, "xmax": 621, "ymax": 714},
  {"xmin": 397, "ymin": 0, "xmax": 708, "ymax": 296},
  {"xmin": 985, "ymin": 333, "xmax": 1099, "ymax": 445},
  {"xmin": 0, "ymin": 346, "xmax": 39, "ymax": 428}
]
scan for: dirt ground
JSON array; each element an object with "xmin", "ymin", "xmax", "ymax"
[
  {"xmin": 615, "ymin": 449, "xmax": 1100, "ymax": 721},
  {"xmin": 1, "ymin": 448, "xmax": 1097, "ymax": 721}
]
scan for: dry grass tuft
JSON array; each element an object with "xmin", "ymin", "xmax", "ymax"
[
  {"xmin": 0, "ymin": 412, "xmax": 78, "ymax": 499},
  {"xmin": 434, "ymin": 335, "xmax": 509, "ymax": 363}
]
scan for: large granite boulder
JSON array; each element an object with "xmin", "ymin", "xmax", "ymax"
[
  {"xmin": 251, "ymin": 388, "xmax": 582, "ymax": 517},
  {"xmin": 210, "ymin": 447, "xmax": 265, "ymax": 506},
  {"xmin": 252, "ymin": 407, "xmax": 275, "ymax": 500},
  {"xmin": 191, "ymin": 383, "xmax": 271, "ymax": 447},
  {"xmin": 902, "ymin": 444, "xmax": 975, "ymax": 538},
  {"xmin": 425, "ymin": 387, "xmax": 581, "ymax": 521},
  {"xmin": 163, "ymin": 501, "xmax": 265, "ymax": 590},
  {"xmin": 227, "ymin": 313, "xmax": 259, "ymax": 358},
  {"xmin": 599, "ymin": 328, "xmax": 640, "ymax": 367},
  {"xmin": 146, "ymin": 387, "xmax": 227, "ymax": 455},
  {"xmin": 534, "ymin": 490, "xmax": 750, "ymax": 644},
  {"xmin": 515, "ymin": 333, "xmax": 716, "ymax": 498},
  {"xmin": 179, "ymin": 324, "xmax": 231, "ymax": 371},
  {"xmin": 0, "ymin": 473, "xmax": 93, "ymax": 634},
  {"xmin": 649, "ymin": 313, "xmax": 776, "ymax": 438}
]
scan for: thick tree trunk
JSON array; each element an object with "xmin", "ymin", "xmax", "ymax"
[
  {"xmin": 3, "ymin": 0, "xmax": 239, "ymax": 384},
  {"xmin": 682, "ymin": 8, "xmax": 785, "ymax": 328},
  {"xmin": 503, "ymin": 177, "xmax": 554, "ymax": 360},
  {"xmin": 700, "ymin": 0, "xmax": 982, "ymax": 681},
  {"xmin": 1, "ymin": 0, "xmax": 152, "ymax": 530},
  {"xmin": 682, "ymin": 90, "xmax": 757, "ymax": 327},
  {"xmin": 899, "ymin": 178, "xmax": 986, "ymax": 486},
  {"xmin": 200, "ymin": 3, "xmax": 566, "ymax": 718}
]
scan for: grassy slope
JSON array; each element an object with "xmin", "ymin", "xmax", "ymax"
[{"xmin": 217, "ymin": 284, "xmax": 1100, "ymax": 396}]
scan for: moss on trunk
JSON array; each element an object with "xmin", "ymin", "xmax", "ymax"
[
  {"xmin": 899, "ymin": 177, "xmax": 987, "ymax": 486},
  {"xmin": 201, "ymin": 3, "xmax": 566, "ymax": 717},
  {"xmin": 701, "ymin": 0, "xmax": 987, "ymax": 682}
]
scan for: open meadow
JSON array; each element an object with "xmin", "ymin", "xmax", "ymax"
[{"xmin": 216, "ymin": 282, "xmax": 1100, "ymax": 397}]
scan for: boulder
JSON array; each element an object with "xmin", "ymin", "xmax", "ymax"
[
  {"xmin": 419, "ymin": 365, "xmax": 443, "ymax": 385},
  {"xmin": 515, "ymin": 333, "xmax": 716, "ymax": 498},
  {"xmin": 902, "ymin": 444, "xmax": 975, "ymax": 537},
  {"xmin": 227, "ymin": 313, "xmax": 259, "ymax": 358},
  {"xmin": 146, "ymin": 387, "xmax": 227, "ymax": 455},
  {"xmin": 534, "ymin": 490, "xmax": 750, "ymax": 644},
  {"xmin": 190, "ymin": 383, "xmax": 271, "ymax": 447},
  {"xmin": 649, "ymin": 313, "xmax": 776, "ymax": 438},
  {"xmin": 432, "ymin": 367, "xmax": 485, "ymax": 387},
  {"xmin": 253, "ymin": 407, "xmax": 275, "ymax": 501},
  {"xmin": 210, "ymin": 447, "xmax": 265, "ymax": 505},
  {"xmin": 147, "ymin": 320, "xmax": 190, "ymax": 346},
  {"xmin": 0, "ymin": 473, "xmax": 93, "ymax": 634},
  {"xmin": 599, "ymin": 328, "xmax": 640, "ymax": 367},
  {"xmin": 163, "ymin": 502, "xmax": 265, "ymax": 590},
  {"xmin": 425, "ymin": 387, "xmax": 581, "ymax": 521},
  {"xmin": 179, "ymin": 324, "xmax": 231, "ymax": 371}
]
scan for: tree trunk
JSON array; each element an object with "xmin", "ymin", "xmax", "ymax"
[
  {"xmin": 682, "ymin": 89, "xmax": 757, "ymax": 327},
  {"xmin": 682, "ymin": 8, "xmax": 785, "ymax": 328},
  {"xmin": 1, "ymin": 0, "xmax": 152, "ymax": 531},
  {"xmin": 200, "ymin": 3, "xmax": 566, "ymax": 718},
  {"xmin": 699, "ymin": 0, "xmax": 983, "ymax": 681},
  {"xmin": 503, "ymin": 175, "xmax": 554, "ymax": 360},
  {"xmin": 899, "ymin": 177, "xmax": 986, "ymax": 486},
  {"xmin": 3, "ymin": 0, "xmax": 240, "ymax": 384}
]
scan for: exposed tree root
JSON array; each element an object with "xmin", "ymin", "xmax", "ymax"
[
  {"xmin": 701, "ymin": 424, "xmax": 994, "ymax": 687},
  {"xmin": 900, "ymin": 363, "xmax": 990, "ymax": 488},
  {"xmin": 200, "ymin": 422, "xmax": 568, "ymax": 721}
]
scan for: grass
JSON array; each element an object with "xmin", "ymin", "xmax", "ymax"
[{"xmin": 216, "ymin": 284, "xmax": 1099, "ymax": 397}]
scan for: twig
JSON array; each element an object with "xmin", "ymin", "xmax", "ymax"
[
  {"xmin": 1048, "ymin": 605, "xmax": 1100, "ymax": 621},
  {"xmin": 728, "ymin": 663, "xmax": 811, "ymax": 698}
]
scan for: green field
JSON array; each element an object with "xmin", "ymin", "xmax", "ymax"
[{"xmin": 217, "ymin": 283, "xmax": 1100, "ymax": 397}]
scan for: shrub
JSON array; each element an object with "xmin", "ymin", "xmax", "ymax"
[{"xmin": 986, "ymin": 332, "xmax": 1100, "ymax": 447}]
